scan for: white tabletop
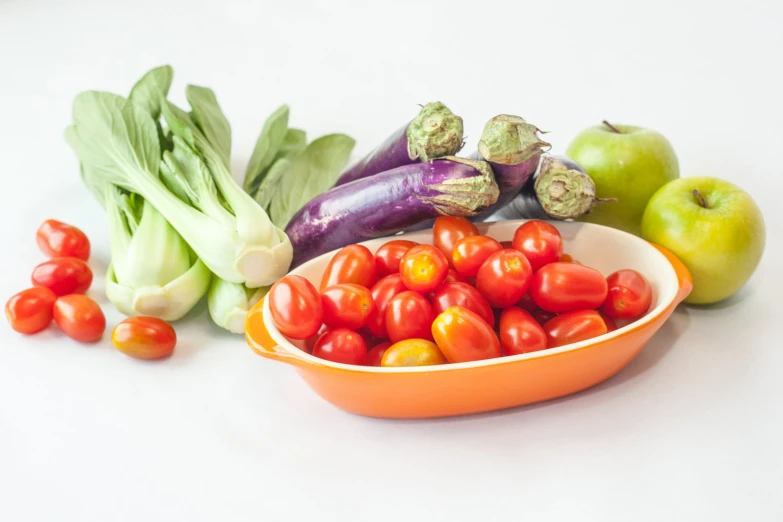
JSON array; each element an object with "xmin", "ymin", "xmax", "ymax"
[{"xmin": 2, "ymin": 1, "xmax": 782, "ymax": 520}]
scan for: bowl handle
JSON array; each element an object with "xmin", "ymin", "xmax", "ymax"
[
  {"xmin": 244, "ymin": 298, "xmax": 312, "ymax": 367},
  {"xmin": 650, "ymin": 243, "xmax": 693, "ymax": 304}
]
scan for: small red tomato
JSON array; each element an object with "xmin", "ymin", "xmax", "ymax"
[
  {"xmin": 312, "ymin": 328, "xmax": 367, "ymax": 365},
  {"xmin": 512, "ymin": 220, "xmax": 563, "ymax": 272},
  {"xmin": 400, "ymin": 245, "xmax": 448, "ymax": 293},
  {"xmin": 602, "ymin": 269, "xmax": 653, "ymax": 320},
  {"xmin": 366, "ymin": 341, "xmax": 391, "ymax": 366},
  {"xmin": 52, "ymin": 294, "xmax": 106, "ymax": 343},
  {"xmin": 442, "ymin": 268, "xmax": 468, "ymax": 285},
  {"xmin": 433, "ymin": 216, "xmax": 479, "ymax": 261},
  {"xmin": 543, "ymin": 310, "xmax": 608, "ymax": 348},
  {"xmin": 320, "ymin": 284, "xmax": 374, "ymax": 330},
  {"xmin": 451, "ymin": 235, "xmax": 503, "ymax": 278},
  {"xmin": 431, "ymin": 306, "xmax": 502, "ymax": 363},
  {"xmin": 112, "ymin": 317, "xmax": 176, "ymax": 360},
  {"xmin": 31, "ymin": 257, "xmax": 93, "ymax": 296},
  {"xmin": 385, "ymin": 291, "xmax": 435, "ymax": 343},
  {"xmin": 532, "ymin": 309, "xmax": 557, "ymax": 325},
  {"xmin": 36, "ymin": 219, "xmax": 91, "ymax": 261},
  {"xmin": 381, "ymin": 339, "xmax": 446, "ymax": 367},
  {"xmin": 269, "ymin": 275, "xmax": 323, "ymax": 340},
  {"xmin": 475, "ymin": 249, "xmax": 533, "ymax": 308},
  {"xmin": 366, "ymin": 274, "xmax": 408, "ymax": 338},
  {"xmin": 374, "ymin": 240, "xmax": 417, "ymax": 277},
  {"xmin": 304, "ymin": 326, "xmax": 328, "ymax": 353},
  {"xmin": 499, "ymin": 307, "xmax": 548, "ymax": 356},
  {"xmin": 517, "ymin": 293, "xmax": 539, "ymax": 313},
  {"xmin": 320, "ymin": 244, "xmax": 377, "ymax": 290},
  {"xmin": 599, "ymin": 311, "xmax": 618, "ymax": 332},
  {"xmin": 432, "ymin": 282, "xmax": 494, "ymax": 327},
  {"xmin": 530, "ymin": 262, "xmax": 608, "ymax": 313},
  {"xmin": 5, "ymin": 287, "xmax": 57, "ymax": 334}
]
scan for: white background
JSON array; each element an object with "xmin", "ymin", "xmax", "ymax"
[{"xmin": 1, "ymin": 0, "xmax": 782, "ymax": 520}]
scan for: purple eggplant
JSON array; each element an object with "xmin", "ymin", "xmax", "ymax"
[
  {"xmin": 286, "ymin": 157, "xmax": 498, "ymax": 267},
  {"xmin": 333, "ymin": 102, "xmax": 464, "ymax": 186}
]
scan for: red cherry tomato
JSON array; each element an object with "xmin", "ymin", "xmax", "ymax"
[
  {"xmin": 433, "ymin": 216, "xmax": 479, "ymax": 261},
  {"xmin": 599, "ymin": 311, "xmax": 618, "ymax": 332},
  {"xmin": 512, "ymin": 220, "xmax": 563, "ymax": 272},
  {"xmin": 320, "ymin": 244, "xmax": 377, "ymax": 290},
  {"xmin": 31, "ymin": 257, "xmax": 93, "ymax": 296},
  {"xmin": 112, "ymin": 317, "xmax": 176, "ymax": 360},
  {"xmin": 499, "ymin": 307, "xmax": 548, "ymax": 356},
  {"xmin": 381, "ymin": 339, "xmax": 446, "ymax": 367},
  {"xmin": 432, "ymin": 282, "xmax": 494, "ymax": 327},
  {"xmin": 320, "ymin": 284, "xmax": 374, "ymax": 330},
  {"xmin": 304, "ymin": 326, "xmax": 328, "ymax": 353},
  {"xmin": 451, "ymin": 235, "xmax": 503, "ymax": 278},
  {"xmin": 52, "ymin": 295, "xmax": 106, "ymax": 343},
  {"xmin": 602, "ymin": 269, "xmax": 653, "ymax": 320},
  {"xmin": 36, "ymin": 219, "xmax": 91, "ymax": 261},
  {"xmin": 5, "ymin": 287, "xmax": 57, "ymax": 334},
  {"xmin": 431, "ymin": 306, "xmax": 502, "ymax": 363},
  {"xmin": 385, "ymin": 291, "xmax": 435, "ymax": 343},
  {"xmin": 475, "ymin": 249, "xmax": 533, "ymax": 308},
  {"xmin": 374, "ymin": 240, "xmax": 417, "ymax": 277},
  {"xmin": 366, "ymin": 274, "xmax": 408, "ymax": 338},
  {"xmin": 366, "ymin": 341, "xmax": 391, "ymax": 366},
  {"xmin": 312, "ymin": 328, "xmax": 367, "ymax": 365},
  {"xmin": 532, "ymin": 309, "xmax": 557, "ymax": 325},
  {"xmin": 543, "ymin": 310, "xmax": 608, "ymax": 348},
  {"xmin": 269, "ymin": 275, "xmax": 323, "ymax": 340},
  {"xmin": 442, "ymin": 269, "xmax": 468, "ymax": 285},
  {"xmin": 517, "ymin": 293, "xmax": 539, "ymax": 313},
  {"xmin": 530, "ymin": 262, "xmax": 608, "ymax": 313},
  {"xmin": 400, "ymin": 245, "xmax": 448, "ymax": 293}
]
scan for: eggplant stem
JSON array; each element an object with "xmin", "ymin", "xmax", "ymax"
[
  {"xmin": 602, "ymin": 120, "xmax": 622, "ymax": 133},
  {"xmin": 692, "ymin": 189, "xmax": 710, "ymax": 208}
]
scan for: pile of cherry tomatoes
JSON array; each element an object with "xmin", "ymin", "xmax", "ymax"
[{"xmin": 267, "ymin": 218, "xmax": 653, "ymax": 367}]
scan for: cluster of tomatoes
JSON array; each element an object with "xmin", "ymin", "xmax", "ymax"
[
  {"xmin": 267, "ymin": 218, "xmax": 653, "ymax": 367},
  {"xmin": 4, "ymin": 219, "xmax": 176, "ymax": 360}
]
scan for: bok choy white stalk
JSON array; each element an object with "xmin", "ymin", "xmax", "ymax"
[{"xmin": 207, "ymin": 278, "xmax": 269, "ymax": 334}]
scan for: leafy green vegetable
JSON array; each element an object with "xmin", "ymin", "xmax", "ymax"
[
  {"xmin": 254, "ymin": 158, "xmax": 292, "ymax": 211},
  {"xmin": 186, "ymin": 85, "xmax": 232, "ymax": 168},
  {"xmin": 129, "ymin": 65, "xmax": 173, "ymax": 120},
  {"xmin": 278, "ymin": 128, "xmax": 308, "ymax": 159},
  {"xmin": 243, "ymin": 105, "xmax": 290, "ymax": 192}
]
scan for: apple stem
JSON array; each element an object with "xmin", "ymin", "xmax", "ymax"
[
  {"xmin": 692, "ymin": 189, "xmax": 710, "ymax": 209},
  {"xmin": 602, "ymin": 120, "xmax": 622, "ymax": 133}
]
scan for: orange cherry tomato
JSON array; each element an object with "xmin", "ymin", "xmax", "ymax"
[
  {"xmin": 433, "ymin": 216, "xmax": 479, "ymax": 261},
  {"xmin": 320, "ymin": 284, "xmax": 374, "ymax": 330},
  {"xmin": 475, "ymin": 249, "xmax": 533, "ymax": 308},
  {"xmin": 512, "ymin": 220, "xmax": 563, "ymax": 272},
  {"xmin": 530, "ymin": 262, "xmax": 608, "ymax": 313},
  {"xmin": 366, "ymin": 274, "xmax": 408, "ymax": 338},
  {"xmin": 499, "ymin": 307, "xmax": 547, "ymax": 355},
  {"xmin": 374, "ymin": 240, "xmax": 417, "ymax": 277},
  {"xmin": 381, "ymin": 339, "xmax": 446, "ymax": 367},
  {"xmin": 452, "ymin": 235, "xmax": 503, "ymax": 278},
  {"xmin": 599, "ymin": 311, "xmax": 618, "ymax": 332},
  {"xmin": 269, "ymin": 275, "xmax": 323, "ymax": 340},
  {"xmin": 602, "ymin": 269, "xmax": 653, "ymax": 320},
  {"xmin": 31, "ymin": 257, "xmax": 93, "ymax": 296},
  {"xmin": 400, "ymin": 244, "xmax": 448, "ymax": 293},
  {"xmin": 543, "ymin": 310, "xmax": 608, "ymax": 348},
  {"xmin": 320, "ymin": 244, "xmax": 377, "ymax": 290},
  {"xmin": 52, "ymin": 294, "xmax": 106, "ymax": 343},
  {"xmin": 112, "ymin": 317, "xmax": 176, "ymax": 360},
  {"xmin": 366, "ymin": 341, "xmax": 391, "ymax": 366},
  {"xmin": 432, "ymin": 282, "xmax": 494, "ymax": 327},
  {"xmin": 432, "ymin": 306, "xmax": 502, "ymax": 363},
  {"xmin": 5, "ymin": 287, "xmax": 57, "ymax": 334},
  {"xmin": 385, "ymin": 291, "xmax": 435, "ymax": 343},
  {"xmin": 312, "ymin": 328, "xmax": 367, "ymax": 365},
  {"xmin": 560, "ymin": 253, "xmax": 577, "ymax": 263},
  {"xmin": 36, "ymin": 219, "xmax": 91, "ymax": 261}
]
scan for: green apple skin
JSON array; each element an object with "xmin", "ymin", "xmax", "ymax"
[
  {"xmin": 566, "ymin": 124, "xmax": 679, "ymax": 236},
  {"xmin": 641, "ymin": 177, "xmax": 765, "ymax": 305}
]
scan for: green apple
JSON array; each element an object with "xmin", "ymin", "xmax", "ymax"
[
  {"xmin": 566, "ymin": 122, "xmax": 679, "ymax": 236},
  {"xmin": 641, "ymin": 177, "xmax": 765, "ymax": 305}
]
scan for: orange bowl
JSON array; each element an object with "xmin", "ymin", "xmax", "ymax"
[{"xmin": 246, "ymin": 221, "xmax": 692, "ymax": 419}]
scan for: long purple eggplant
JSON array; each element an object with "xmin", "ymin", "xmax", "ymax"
[
  {"xmin": 333, "ymin": 102, "xmax": 464, "ymax": 186},
  {"xmin": 286, "ymin": 157, "xmax": 499, "ymax": 267}
]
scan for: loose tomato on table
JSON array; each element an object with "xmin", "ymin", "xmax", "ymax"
[
  {"xmin": 499, "ymin": 307, "xmax": 548, "ymax": 356},
  {"xmin": 475, "ymin": 249, "xmax": 533, "ymax": 308},
  {"xmin": 366, "ymin": 341, "xmax": 391, "ymax": 366},
  {"xmin": 374, "ymin": 240, "xmax": 417, "ymax": 277},
  {"xmin": 269, "ymin": 275, "xmax": 323, "ymax": 340},
  {"xmin": 399, "ymin": 245, "xmax": 448, "ymax": 293},
  {"xmin": 31, "ymin": 257, "xmax": 93, "ymax": 296},
  {"xmin": 512, "ymin": 220, "xmax": 563, "ymax": 272},
  {"xmin": 602, "ymin": 269, "xmax": 653, "ymax": 320},
  {"xmin": 385, "ymin": 291, "xmax": 435, "ymax": 343},
  {"xmin": 312, "ymin": 328, "xmax": 367, "ymax": 365},
  {"xmin": 5, "ymin": 287, "xmax": 57, "ymax": 334},
  {"xmin": 543, "ymin": 310, "xmax": 608, "ymax": 348},
  {"xmin": 432, "ymin": 282, "xmax": 494, "ymax": 327},
  {"xmin": 320, "ymin": 244, "xmax": 377, "ymax": 290},
  {"xmin": 320, "ymin": 284, "xmax": 374, "ymax": 330},
  {"xmin": 52, "ymin": 294, "xmax": 106, "ymax": 343},
  {"xmin": 431, "ymin": 306, "xmax": 502, "ymax": 363},
  {"xmin": 530, "ymin": 262, "xmax": 608, "ymax": 313},
  {"xmin": 36, "ymin": 219, "xmax": 91, "ymax": 261},
  {"xmin": 432, "ymin": 216, "xmax": 479, "ymax": 261},
  {"xmin": 366, "ymin": 274, "xmax": 408, "ymax": 338},
  {"xmin": 381, "ymin": 339, "xmax": 446, "ymax": 367},
  {"xmin": 112, "ymin": 317, "xmax": 176, "ymax": 360},
  {"xmin": 451, "ymin": 235, "xmax": 503, "ymax": 278}
]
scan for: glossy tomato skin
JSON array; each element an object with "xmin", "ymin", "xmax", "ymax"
[
  {"xmin": 52, "ymin": 295, "xmax": 106, "ymax": 343},
  {"xmin": 112, "ymin": 317, "xmax": 176, "ymax": 360},
  {"xmin": 36, "ymin": 220, "xmax": 91, "ymax": 261},
  {"xmin": 512, "ymin": 220, "xmax": 563, "ymax": 272},
  {"xmin": 320, "ymin": 284, "xmax": 374, "ymax": 330},
  {"xmin": 5, "ymin": 287, "xmax": 57, "ymax": 334},
  {"xmin": 31, "ymin": 257, "xmax": 93, "ymax": 296},
  {"xmin": 432, "ymin": 282, "xmax": 494, "ymax": 327},
  {"xmin": 602, "ymin": 269, "xmax": 653, "ymax": 320},
  {"xmin": 475, "ymin": 249, "xmax": 533, "ymax": 308},
  {"xmin": 374, "ymin": 240, "xmax": 417, "ymax": 277},
  {"xmin": 433, "ymin": 216, "xmax": 479, "ymax": 261},
  {"xmin": 366, "ymin": 274, "xmax": 408, "ymax": 338},
  {"xmin": 432, "ymin": 306, "xmax": 502, "ymax": 363},
  {"xmin": 400, "ymin": 245, "xmax": 448, "ymax": 293},
  {"xmin": 320, "ymin": 244, "xmax": 377, "ymax": 290},
  {"xmin": 543, "ymin": 310, "xmax": 608, "ymax": 348},
  {"xmin": 499, "ymin": 307, "xmax": 547, "ymax": 355},
  {"xmin": 381, "ymin": 339, "xmax": 446, "ymax": 367},
  {"xmin": 599, "ymin": 311, "xmax": 618, "ymax": 332},
  {"xmin": 269, "ymin": 275, "xmax": 323, "ymax": 340},
  {"xmin": 530, "ymin": 262, "xmax": 608, "ymax": 313},
  {"xmin": 312, "ymin": 328, "xmax": 367, "ymax": 365},
  {"xmin": 385, "ymin": 291, "xmax": 435, "ymax": 343},
  {"xmin": 451, "ymin": 235, "xmax": 503, "ymax": 278},
  {"xmin": 366, "ymin": 341, "xmax": 391, "ymax": 366}
]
